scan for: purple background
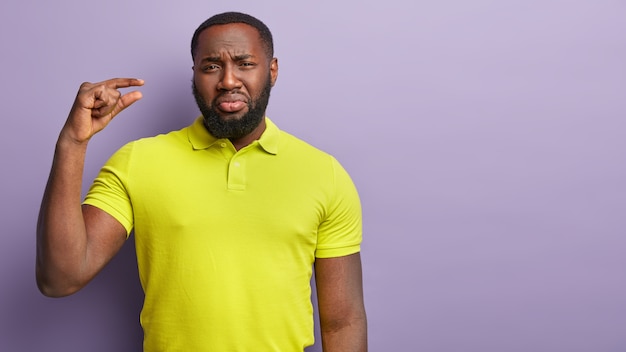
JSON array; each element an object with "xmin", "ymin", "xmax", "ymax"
[{"xmin": 1, "ymin": 1, "xmax": 625, "ymax": 351}]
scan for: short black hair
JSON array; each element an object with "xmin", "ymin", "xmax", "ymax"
[{"xmin": 191, "ymin": 12, "xmax": 274, "ymax": 60}]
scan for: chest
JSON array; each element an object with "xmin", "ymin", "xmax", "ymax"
[{"xmin": 128, "ymin": 147, "xmax": 330, "ymax": 249}]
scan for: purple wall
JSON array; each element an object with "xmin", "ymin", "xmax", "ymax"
[{"xmin": 1, "ymin": 1, "xmax": 625, "ymax": 351}]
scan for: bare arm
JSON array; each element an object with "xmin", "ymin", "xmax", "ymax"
[
  {"xmin": 315, "ymin": 252, "xmax": 367, "ymax": 352},
  {"xmin": 36, "ymin": 78, "xmax": 144, "ymax": 297}
]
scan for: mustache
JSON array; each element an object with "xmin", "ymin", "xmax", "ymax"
[
  {"xmin": 215, "ymin": 90, "xmax": 250, "ymax": 103},
  {"xmin": 191, "ymin": 81, "xmax": 251, "ymax": 106}
]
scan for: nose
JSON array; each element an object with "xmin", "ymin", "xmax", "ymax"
[{"xmin": 217, "ymin": 64, "xmax": 242, "ymax": 91}]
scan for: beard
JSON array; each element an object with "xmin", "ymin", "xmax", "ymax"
[{"xmin": 192, "ymin": 76, "xmax": 272, "ymax": 140}]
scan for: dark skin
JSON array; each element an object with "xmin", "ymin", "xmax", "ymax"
[
  {"xmin": 36, "ymin": 78, "xmax": 142, "ymax": 296},
  {"xmin": 193, "ymin": 24, "xmax": 277, "ymax": 150},
  {"xmin": 37, "ymin": 23, "xmax": 366, "ymax": 351}
]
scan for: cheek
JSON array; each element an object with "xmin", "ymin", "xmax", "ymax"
[
  {"xmin": 194, "ymin": 72, "xmax": 217, "ymax": 88},
  {"xmin": 194, "ymin": 79, "xmax": 217, "ymax": 98},
  {"xmin": 246, "ymin": 75, "xmax": 268, "ymax": 96}
]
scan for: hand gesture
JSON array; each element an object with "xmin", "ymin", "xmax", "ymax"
[{"xmin": 61, "ymin": 78, "xmax": 144, "ymax": 145}]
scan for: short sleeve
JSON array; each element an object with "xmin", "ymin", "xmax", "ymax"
[
  {"xmin": 315, "ymin": 157, "xmax": 362, "ymax": 258},
  {"xmin": 83, "ymin": 142, "xmax": 135, "ymax": 236}
]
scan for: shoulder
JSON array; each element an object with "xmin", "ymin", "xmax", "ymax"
[
  {"xmin": 120, "ymin": 124, "xmax": 192, "ymax": 155},
  {"xmin": 278, "ymin": 129, "xmax": 335, "ymax": 163},
  {"xmin": 274, "ymin": 130, "xmax": 358, "ymax": 196},
  {"xmin": 101, "ymin": 124, "xmax": 194, "ymax": 171}
]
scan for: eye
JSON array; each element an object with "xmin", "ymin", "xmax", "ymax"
[
  {"xmin": 240, "ymin": 62, "xmax": 255, "ymax": 68},
  {"xmin": 201, "ymin": 64, "xmax": 220, "ymax": 72}
]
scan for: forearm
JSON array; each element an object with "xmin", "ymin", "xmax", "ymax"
[
  {"xmin": 320, "ymin": 312, "xmax": 368, "ymax": 352},
  {"xmin": 36, "ymin": 136, "xmax": 90, "ymax": 296}
]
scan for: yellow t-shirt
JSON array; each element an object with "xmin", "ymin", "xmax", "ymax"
[{"xmin": 84, "ymin": 117, "xmax": 362, "ymax": 351}]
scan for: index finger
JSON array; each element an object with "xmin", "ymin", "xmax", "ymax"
[{"xmin": 103, "ymin": 77, "xmax": 145, "ymax": 89}]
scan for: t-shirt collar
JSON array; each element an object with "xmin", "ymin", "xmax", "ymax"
[{"xmin": 187, "ymin": 116, "xmax": 279, "ymax": 155}]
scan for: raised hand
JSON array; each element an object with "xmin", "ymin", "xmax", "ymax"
[
  {"xmin": 61, "ymin": 78, "xmax": 144, "ymax": 144},
  {"xmin": 37, "ymin": 77, "xmax": 144, "ymax": 297}
]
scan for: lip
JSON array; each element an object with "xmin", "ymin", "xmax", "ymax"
[{"xmin": 215, "ymin": 93, "xmax": 248, "ymax": 113}]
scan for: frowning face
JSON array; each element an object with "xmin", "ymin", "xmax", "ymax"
[{"xmin": 192, "ymin": 23, "xmax": 278, "ymax": 140}]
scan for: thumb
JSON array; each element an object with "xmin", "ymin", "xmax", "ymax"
[{"xmin": 109, "ymin": 90, "xmax": 144, "ymax": 119}]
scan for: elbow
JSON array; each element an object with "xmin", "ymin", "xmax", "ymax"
[
  {"xmin": 35, "ymin": 245, "xmax": 87, "ymax": 297},
  {"xmin": 37, "ymin": 281, "xmax": 79, "ymax": 298},
  {"xmin": 36, "ymin": 266, "xmax": 83, "ymax": 298},
  {"xmin": 36, "ymin": 277, "xmax": 82, "ymax": 298}
]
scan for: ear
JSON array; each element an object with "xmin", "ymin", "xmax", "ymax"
[{"xmin": 270, "ymin": 58, "xmax": 278, "ymax": 87}]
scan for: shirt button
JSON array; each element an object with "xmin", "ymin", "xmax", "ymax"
[
  {"xmin": 220, "ymin": 142, "xmax": 227, "ymax": 148},
  {"xmin": 234, "ymin": 162, "xmax": 241, "ymax": 167}
]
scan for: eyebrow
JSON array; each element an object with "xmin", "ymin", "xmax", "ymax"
[
  {"xmin": 234, "ymin": 53, "xmax": 255, "ymax": 60},
  {"xmin": 200, "ymin": 54, "xmax": 256, "ymax": 63},
  {"xmin": 201, "ymin": 56, "xmax": 222, "ymax": 63}
]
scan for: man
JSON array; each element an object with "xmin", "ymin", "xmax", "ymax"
[{"xmin": 36, "ymin": 12, "xmax": 366, "ymax": 351}]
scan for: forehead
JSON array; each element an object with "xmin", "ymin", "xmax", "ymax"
[{"xmin": 196, "ymin": 23, "xmax": 263, "ymax": 57}]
